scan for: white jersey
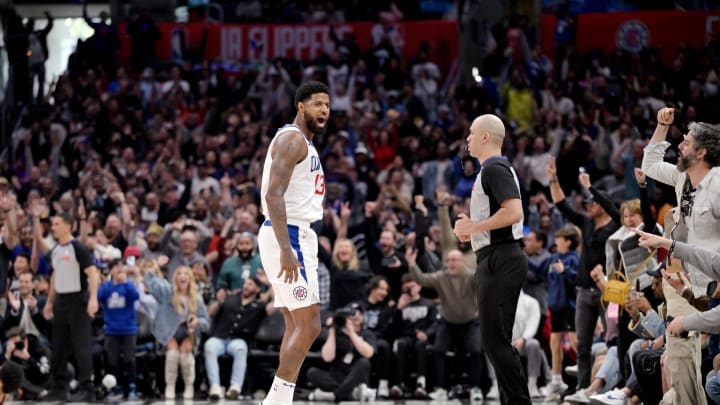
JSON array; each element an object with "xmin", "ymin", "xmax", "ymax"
[{"xmin": 261, "ymin": 124, "xmax": 325, "ymax": 225}]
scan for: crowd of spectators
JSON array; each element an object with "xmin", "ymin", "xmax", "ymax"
[{"xmin": 0, "ymin": 0, "xmax": 719, "ymax": 402}]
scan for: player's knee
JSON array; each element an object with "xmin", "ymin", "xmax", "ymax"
[{"xmin": 304, "ymin": 317, "xmax": 322, "ymax": 340}]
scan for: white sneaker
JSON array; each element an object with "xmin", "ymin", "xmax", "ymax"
[
  {"xmin": 589, "ymin": 388, "xmax": 628, "ymax": 405},
  {"xmin": 226, "ymin": 384, "xmax": 241, "ymax": 399},
  {"xmin": 486, "ymin": 384, "xmax": 499, "ymax": 399},
  {"xmin": 363, "ymin": 387, "xmax": 377, "ymax": 402},
  {"xmin": 565, "ymin": 364, "xmax": 579, "ymax": 377},
  {"xmin": 377, "ymin": 380, "xmax": 389, "ymax": 398},
  {"xmin": 529, "ymin": 384, "xmax": 543, "ymax": 398},
  {"xmin": 309, "ymin": 388, "xmax": 335, "ymax": 401},
  {"xmin": 543, "ymin": 381, "xmax": 567, "ymax": 402},
  {"xmin": 208, "ymin": 384, "xmax": 223, "ymax": 400},
  {"xmin": 351, "ymin": 383, "xmax": 374, "ymax": 402},
  {"xmin": 564, "ymin": 388, "xmax": 591, "ymax": 404},
  {"xmin": 470, "ymin": 386, "xmax": 483, "ymax": 402},
  {"xmin": 428, "ymin": 387, "xmax": 448, "ymax": 401}
]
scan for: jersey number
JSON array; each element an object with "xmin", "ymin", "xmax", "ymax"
[{"xmin": 315, "ymin": 174, "xmax": 325, "ymax": 195}]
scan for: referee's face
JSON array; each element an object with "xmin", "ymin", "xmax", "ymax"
[
  {"xmin": 50, "ymin": 217, "xmax": 71, "ymax": 239},
  {"xmin": 466, "ymin": 120, "xmax": 483, "ymax": 158}
]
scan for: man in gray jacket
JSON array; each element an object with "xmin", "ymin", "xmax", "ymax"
[{"xmin": 405, "ymin": 247, "xmax": 485, "ymax": 402}]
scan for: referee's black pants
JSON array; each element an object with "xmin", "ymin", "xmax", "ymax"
[
  {"xmin": 476, "ymin": 242, "xmax": 531, "ymax": 405},
  {"xmin": 50, "ymin": 292, "xmax": 93, "ymax": 393}
]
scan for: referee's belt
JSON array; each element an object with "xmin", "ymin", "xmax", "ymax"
[{"xmin": 474, "ymin": 239, "xmax": 523, "ymax": 257}]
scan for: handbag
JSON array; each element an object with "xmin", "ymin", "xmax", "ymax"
[{"xmin": 602, "ymin": 249, "xmax": 657, "ymax": 305}]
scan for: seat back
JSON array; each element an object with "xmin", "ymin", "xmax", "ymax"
[{"xmin": 253, "ymin": 311, "xmax": 285, "ymax": 348}]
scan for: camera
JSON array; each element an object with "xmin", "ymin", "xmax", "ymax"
[
  {"xmin": 403, "ymin": 287, "xmax": 412, "ymax": 296},
  {"xmin": 14, "ymin": 341, "xmax": 24, "ymax": 351},
  {"xmin": 332, "ymin": 308, "xmax": 355, "ymax": 329}
]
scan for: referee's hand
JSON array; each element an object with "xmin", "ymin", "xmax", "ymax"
[
  {"xmin": 454, "ymin": 213, "xmax": 473, "ymax": 242},
  {"xmin": 87, "ymin": 297, "xmax": 99, "ymax": 318}
]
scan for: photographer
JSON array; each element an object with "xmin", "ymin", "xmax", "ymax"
[
  {"xmin": 204, "ymin": 276, "xmax": 274, "ymax": 400},
  {"xmin": 306, "ymin": 303, "xmax": 376, "ymax": 402},
  {"xmin": 3, "ymin": 327, "xmax": 47, "ymax": 400},
  {"xmin": 97, "ymin": 258, "xmax": 140, "ymax": 400}
]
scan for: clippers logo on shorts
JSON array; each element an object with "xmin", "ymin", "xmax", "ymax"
[
  {"xmin": 293, "ymin": 286, "xmax": 308, "ymax": 301},
  {"xmin": 615, "ymin": 20, "xmax": 650, "ymax": 53}
]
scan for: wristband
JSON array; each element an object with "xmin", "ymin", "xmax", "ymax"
[
  {"xmin": 669, "ymin": 239, "xmax": 677, "ymax": 256},
  {"xmin": 658, "ymin": 122, "xmax": 671, "ymax": 126},
  {"xmin": 549, "ymin": 178, "xmax": 559, "ymax": 184}
]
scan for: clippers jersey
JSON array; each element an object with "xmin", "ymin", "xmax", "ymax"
[{"xmin": 261, "ymin": 124, "xmax": 325, "ymax": 224}]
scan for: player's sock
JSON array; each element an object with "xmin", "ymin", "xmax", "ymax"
[{"xmin": 263, "ymin": 375, "xmax": 296, "ymax": 405}]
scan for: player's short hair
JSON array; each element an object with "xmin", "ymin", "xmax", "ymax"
[{"xmin": 295, "ymin": 81, "xmax": 330, "ymax": 106}]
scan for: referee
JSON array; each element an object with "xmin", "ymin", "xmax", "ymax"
[
  {"xmin": 454, "ymin": 114, "xmax": 531, "ymax": 405},
  {"xmin": 42, "ymin": 213, "xmax": 100, "ymax": 402}
]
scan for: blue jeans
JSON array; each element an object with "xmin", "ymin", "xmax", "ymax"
[
  {"xmin": 203, "ymin": 337, "xmax": 248, "ymax": 388},
  {"xmin": 706, "ymin": 371, "xmax": 720, "ymax": 405},
  {"xmin": 595, "ymin": 346, "xmax": 620, "ymax": 393}
]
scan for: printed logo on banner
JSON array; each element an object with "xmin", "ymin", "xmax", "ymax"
[
  {"xmin": 293, "ymin": 286, "xmax": 308, "ymax": 301},
  {"xmin": 615, "ymin": 20, "xmax": 650, "ymax": 53}
]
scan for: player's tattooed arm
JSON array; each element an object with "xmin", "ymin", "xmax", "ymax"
[{"xmin": 265, "ymin": 131, "xmax": 308, "ymax": 283}]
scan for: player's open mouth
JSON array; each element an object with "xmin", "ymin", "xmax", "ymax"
[{"xmin": 317, "ymin": 117, "xmax": 326, "ymax": 128}]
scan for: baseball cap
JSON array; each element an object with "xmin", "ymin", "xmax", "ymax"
[
  {"xmin": 124, "ymin": 246, "xmax": 142, "ymax": 258},
  {"xmin": 355, "ymin": 143, "xmax": 369, "ymax": 155}
]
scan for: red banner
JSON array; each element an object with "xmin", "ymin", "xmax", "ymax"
[
  {"xmin": 542, "ymin": 11, "xmax": 720, "ymax": 63},
  {"xmin": 118, "ymin": 20, "xmax": 459, "ymax": 73}
]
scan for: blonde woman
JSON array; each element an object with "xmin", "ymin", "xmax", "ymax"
[
  {"xmin": 328, "ymin": 238, "xmax": 371, "ymax": 310},
  {"xmin": 142, "ymin": 265, "xmax": 209, "ymax": 400}
]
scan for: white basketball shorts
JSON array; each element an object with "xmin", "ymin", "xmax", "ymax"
[{"xmin": 258, "ymin": 219, "xmax": 319, "ymax": 311}]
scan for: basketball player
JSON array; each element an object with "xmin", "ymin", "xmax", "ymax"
[
  {"xmin": 454, "ymin": 114, "xmax": 531, "ymax": 404},
  {"xmin": 258, "ymin": 81, "xmax": 330, "ymax": 405}
]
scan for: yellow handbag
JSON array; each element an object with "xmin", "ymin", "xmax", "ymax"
[{"xmin": 602, "ymin": 249, "xmax": 657, "ymax": 306}]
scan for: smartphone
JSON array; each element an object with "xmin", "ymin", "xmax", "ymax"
[
  {"xmin": 126, "ymin": 256, "xmax": 136, "ymax": 267},
  {"xmin": 579, "ymin": 167, "xmax": 586, "ymax": 174}
]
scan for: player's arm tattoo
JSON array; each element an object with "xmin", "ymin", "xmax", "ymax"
[{"xmin": 265, "ymin": 132, "xmax": 308, "ymax": 251}]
